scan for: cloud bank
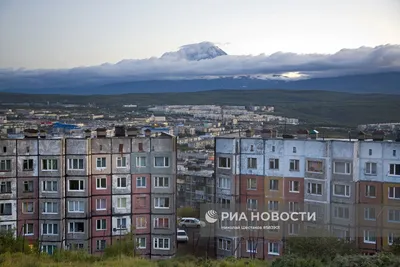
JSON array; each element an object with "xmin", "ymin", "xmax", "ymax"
[{"xmin": 1, "ymin": 42, "xmax": 400, "ymax": 88}]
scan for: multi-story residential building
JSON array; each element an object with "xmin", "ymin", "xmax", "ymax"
[
  {"xmin": 213, "ymin": 130, "xmax": 400, "ymax": 259},
  {"xmin": 0, "ymin": 127, "xmax": 177, "ymax": 259}
]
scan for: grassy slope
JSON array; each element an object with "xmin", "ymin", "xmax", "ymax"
[{"xmin": 1, "ymin": 89, "xmax": 399, "ymax": 126}]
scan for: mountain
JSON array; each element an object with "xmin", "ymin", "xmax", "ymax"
[
  {"xmin": 160, "ymin": 42, "xmax": 227, "ymax": 61},
  {"xmin": 1, "ymin": 72, "xmax": 399, "ymax": 95},
  {"xmin": 0, "ymin": 42, "xmax": 400, "ymax": 94}
]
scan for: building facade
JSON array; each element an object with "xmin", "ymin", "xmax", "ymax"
[
  {"xmin": 0, "ymin": 128, "xmax": 177, "ymax": 259},
  {"xmin": 214, "ymin": 133, "xmax": 400, "ymax": 259}
]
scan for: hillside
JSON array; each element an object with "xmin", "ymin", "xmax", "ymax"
[{"xmin": 1, "ymin": 89, "xmax": 400, "ymax": 126}]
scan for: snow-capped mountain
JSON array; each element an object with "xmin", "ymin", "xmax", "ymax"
[{"xmin": 161, "ymin": 42, "xmax": 227, "ymax": 61}]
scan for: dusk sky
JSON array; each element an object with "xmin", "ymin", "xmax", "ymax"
[{"xmin": 1, "ymin": 0, "xmax": 399, "ymax": 69}]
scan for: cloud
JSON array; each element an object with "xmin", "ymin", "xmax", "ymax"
[{"xmin": 1, "ymin": 43, "xmax": 400, "ymax": 88}]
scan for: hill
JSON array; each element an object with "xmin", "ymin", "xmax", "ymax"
[{"xmin": 1, "ymin": 89, "xmax": 400, "ymax": 126}]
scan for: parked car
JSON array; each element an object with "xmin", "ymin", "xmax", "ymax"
[
  {"xmin": 178, "ymin": 217, "xmax": 206, "ymax": 228},
  {"xmin": 177, "ymin": 229, "xmax": 189, "ymax": 243}
]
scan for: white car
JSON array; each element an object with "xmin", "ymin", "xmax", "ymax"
[
  {"xmin": 178, "ymin": 217, "xmax": 206, "ymax": 228},
  {"xmin": 177, "ymin": 229, "xmax": 189, "ymax": 243}
]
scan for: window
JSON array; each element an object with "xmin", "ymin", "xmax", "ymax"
[
  {"xmin": 388, "ymin": 233, "xmax": 395, "ymax": 245},
  {"xmin": 293, "ymin": 147, "xmax": 297, "ymax": 153},
  {"xmin": 247, "ymin": 178, "xmax": 257, "ymax": 190},
  {"xmin": 364, "ymin": 207, "xmax": 376, "ymax": 221},
  {"xmin": 96, "ymin": 199, "xmax": 106, "ymax": 210},
  {"xmin": 26, "ymin": 147, "xmax": 30, "ymax": 153},
  {"xmin": 23, "ymin": 181, "xmax": 34, "ymax": 193},
  {"xmin": 389, "ymin": 187, "xmax": 400, "ymax": 199},
  {"xmin": 138, "ymin": 143, "xmax": 143, "ymax": 151},
  {"xmin": 218, "ymin": 239, "xmax": 232, "ymax": 251},
  {"xmin": 334, "ymin": 162, "xmax": 352, "ymax": 175},
  {"xmin": 333, "ymin": 228, "xmax": 350, "ymax": 240},
  {"xmin": 218, "ymin": 157, "xmax": 231, "ymax": 168},
  {"xmin": 42, "ymin": 223, "xmax": 58, "ymax": 235},
  {"xmin": 0, "ymin": 224, "xmax": 12, "ymax": 232},
  {"xmin": 96, "ymin": 157, "xmax": 106, "ymax": 169},
  {"xmin": 289, "ymin": 159, "xmax": 300, "ymax": 171},
  {"xmin": 369, "ymin": 149, "xmax": 372, "ymax": 156},
  {"xmin": 307, "ymin": 183, "xmax": 322, "ymax": 195},
  {"xmin": 42, "ymin": 159, "xmax": 58, "ymax": 171},
  {"xmin": 154, "ymin": 176, "xmax": 169, "ymax": 188},
  {"xmin": 117, "ymin": 177, "xmax": 127, "ymax": 188},
  {"xmin": 269, "ymin": 179, "xmax": 279, "ymax": 190},
  {"xmin": 23, "ymin": 223, "xmax": 34, "ymax": 235},
  {"xmin": 289, "ymin": 201, "xmax": 299, "ymax": 212},
  {"xmin": 272, "ymin": 146, "xmax": 275, "ymax": 152},
  {"xmin": 154, "ymin": 157, "xmax": 169, "ymax": 167},
  {"xmin": 365, "ymin": 185, "xmax": 376, "ymax": 198},
  {"xmin": 23, "ymin": 159, "xmax": 33, "ymax": 171},
  {"xmin": 43, "ymin": 202, "xmax": 58, "ymax": 214},
  {"xmin": 0, "ymin": 203, "xmax": 12, "ymax": 215},
  {"xmin": 136, "ymin": 217, "xmax": 147, "ymax": 229},
  {"xmin": 116, "ymin": 218, "xmax": 127, "ymax": 229},
  {"xmin": 363, "ymin": 230, "xmax": 376, "ymax": 244},
  {"xmin": 365, "ymin": 162, "xmax": 377, "ymax": 175},
  {"xmin": 334, "ymin": 206, "xmax": 350, "ymax": 219},
  {"xmin": 42, "ymin": 245, "xmax": 57, "ymax": 255},
  {"xmin": 69, "ymin": 180, "xmax": 84, "ymax": 191},
  {"xmin": 153, "ymin": 238, "xmax": 170, "ymax": 250},
  {"xmin": 116, "ymin": 157, "xmax": 127, "ymax": 168},
  {"xmin": 22, "ymin": 201, "xmax": 34, "ymax": 213},
  {"xmin": 117, "ymin": 197, "xmax": 127, "ymax": 208},
  {"xmin": 0, "ymin": 181, "xmax": 11, "ymax": 194},
  {"xmin": 247, "ymin": 199, "xmax": 257, "ymax": 210},
  {"xmin": 218, "ymin": 177, "xmax": 230, "ymax": 189},
  {"xmin": 154, "ymin": 197, "xmax": 170, "ymax": 208},
  {"xmin": 394, "ymin": 150, "xmax": 397, "ymax": 157},
  {"xmin": 388, "ymin": 209, "xmax": 400, "ymax": 222},
  {"xmin": 333, "ymin": 184, "xmax": 350, "ymax": 197},
  {"xmin": 68, "ymin": 243, "xmax": 84, "ymax": 250},
  {"xmin": 218, "ymin": 198, "xmax": 231, "ymax": 209},
  {"xmin": 154, "ymin": 217, "xmax": 169, "ymax": 228},
  {"xmin": 389, "ymin": 164, "xmax": 400, "ymax": 176},
  {"xmin": 2, "ymin": 146, "xmax": 6, "ymax": 153},
  {"xmin": 118, "ymin": 144, "xmax": 124, "ymax": 153},
  {"xmin": 96, "ymin": 240, "xmax": 106, "ymax": 251},
  {"xmin": 289, "ymin": 181, "xmax": 299, "ymax": 193},
  {"xmin": 246, "ymin": 240, "xmax": 257, "ymax": 253},
  {"xmin": 307, "ymin": 160, "xmax": 323, "ymax": 173},
  {"xmin": 136, "ymin": 156, "xmax": 146, "ymax": 167},
  {"xmin": 136, "ymin": 237, "xmax": 146, "ymax": 249},
  {"xmin": 269, "ymin": 158, "xmax": 279, "ymax": 169},
  {"xmin": 96, "ymin": 177, "xmax": 106, "ymax": 189},
  {"xmin": 268, "ymin": 242, "xmax": 279, "ymax": 255},
  {"xmin": 68, "ymin": 201, "xmax": 84, "ymax": 213},
  {"xmin": 42, "ymin": 181, "xmax": 57, "ymax": 192},
  {"xmin": 136, "ymin": 177, "xmax": 146, "ymax": 188},
  {"xmin": 250, "ymin": 145, "xmax": 254, "ymax": 151},
  {"xmin": 96, "ymin": 219, "xmax": 107, "ymax": 230},
  {"xmin": 268, "ymin": 201, "xmax": 279, "ymax": 211},
  {"xmin": 288, "ymin": 223, "xmax": 299, "ymax": 235},
  {"xmin": 247, "ymin": 158, "xmax": 257, "ymax": 169},
  {"xmin": 69, "ymin": 222, "xmax": 84, "ymax": 233},
  {"xmin": 68, "ymin": 158, "xmax": 84, "ymax": 170},
  {"xmin": 0, "ymin": 159, "xmax": 11, "ymax": 171}
]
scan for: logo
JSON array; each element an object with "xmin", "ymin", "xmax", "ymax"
[{"xmin": 205, "ymin": 210, "xmax": 218, "ymax": 223}]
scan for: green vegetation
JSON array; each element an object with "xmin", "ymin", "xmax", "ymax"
[
  {"xmin": 177, "ymin": 206, "xmax": 199, "ymax": 218},
  {"xmin": 1, "ymin": 89, "xmax": 400, "ymax": 126},
  {"xmin": 1, "ymin": 231, "xmax": 400, "ymax": 267}
]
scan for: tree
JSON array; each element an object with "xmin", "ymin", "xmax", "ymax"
[
  {"xmin": 177, "ymin": 206, "xmax": 198, "ymax": 218},
  {"xmin": 0, "ymin": 230, "xmax": 34, "ymax": 254}
]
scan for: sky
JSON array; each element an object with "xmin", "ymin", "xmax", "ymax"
[{"xmin": 0, "ymin": 0, "xmax": 400, "ymax": 69}]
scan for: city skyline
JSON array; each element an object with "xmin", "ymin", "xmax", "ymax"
[{"xmin": 1, "ymin": 0, "xmax": 400, "ymax": 69}]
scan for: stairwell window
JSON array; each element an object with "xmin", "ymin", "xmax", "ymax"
[
  {"xmin": 334, "ymin": 162, "xmax": 352, "ymax": 175},
  {"xmin": 23, "ymin": 223, "xmax": 34, "ymax": 236},
  {"xmin": 96, "ymin": 219, "xmax": 107, "ymax": 230},
  {"xmin": 289, "ymin": 181, "xmax": 300, "ymax": 193},
  {"xmin": 289, "ymin": 201, "xmax": 299, "ymax": 212},
  {"xmin": 389, "ymin": 164, "xmax": 400, "ymax": 176},
  {"xmin": 388, "ymin": 233, "xmax": 395, "ymax": 245},
  {"xmin": 247, "ymin": 178, "xmax": 257, "ymax": 190},
  {"xmin": 116, "ymin": 156, "xmax": 127, "ymax": 168},
  {"xmin": 363, "ymin": 230, "xmax": 376, "ymax": 244},
  {"xmin": 136, "ymin": 237, "xmax": 146, "ymax": 249},
  {"xmin": 136, "ymin": 217, "xmax": 147, "ymax": 229},
  {"xmin": 269, "ymin": 179, "xmax": 279, "ymax": 191},
  {"xmin": 247, "ymin": 199, "xmax": 258, "ymax": 211},
  {"xmin": 268, "ymin": 242, "xmax": 279, "ymax": 255},
  {"xmin": 22, "ymin": 202, "xmax": 34, "ymax": 214},
  {"xmin": 117, "ymin": 197, "xmax": 127, "ymax": 208},
  {"xmin": 364, "ymin": 207, "xmax": 376, "ymax": 221},
  {"xmin": 23, "ymin": 181, "xmax": 34, "ymax": 193},
  {"xmin": 247, "ymin": 158, "xmax": 257, "ymax": 169},
  {"xmin": 269, "ymin": 158, "xmax": 279, "ymax": 170},
  {"xmin": 365, "ymin": 185, "xmax": 376, "ymax": 198},
  {"xmin": 96, "ymin": 177, "xmax": 107, "ymax": 189},
  {"xmin": 288, "ymin": 224, "xmax": 299, "ymax": 235},
  {"xmin": 96, "ymin": 199, "xmax": 106, "ymax": 210},
  {"xmin": 117, "ymin": 177, "xmax": 127, "ymax": 188},
  {"xmin": 154, "ymin": 157, "xmax": 170, "ymax": 167},
  {"xmin": 268, "ymin": 201, "xmax": 279, "ymax": 211},
  {"xmin": 68, "ymin": 158, "xmax": 84, "ymax": 170},
  {"xmin": 246, "ymin": 240, "xmax": 257, "ymax": 253},
  {"xmin": 96, "ymin": 157, "xmax": 106, "ymax": 169},
  {"xmin": 42, "ymin": 159, "xmax": 58, "ymax": 171},
  {"xmin": 0, "ymin": 159, "xmax": 11, "ymax": 172},
  {"xmin": 96, "ymin": 240, "xmax": 106, "ymax": 251},
  {"xmin": 136, "ymin": 177, "xmax": 146, "ymax": 188},
  {"xmin": 218, "ymin": 157, "xmax": 231, "ymax": 169},
  {"xmin": 365, "ymin": 162, "xmax": 377, "ymax": 175},
  {"xmin": 116, "ymin": 218, "xmax": 127, "ymax": 229}
]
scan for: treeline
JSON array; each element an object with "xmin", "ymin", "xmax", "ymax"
[{"xmin": 1, "ymin": 230, "xmax": 400, "ymax": 267}]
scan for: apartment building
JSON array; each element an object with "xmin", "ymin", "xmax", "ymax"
[
  {"xmin": 0, "ymin": 127, "xmax": 177, "ymax": 259},
  {"xmin": 213, "ymin": 130, "xmax": 400, "ymax": 259}
]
